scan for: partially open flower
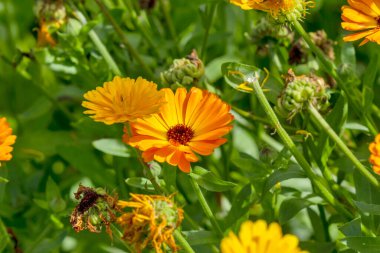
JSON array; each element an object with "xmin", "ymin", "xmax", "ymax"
[
  {"xmin": 117, "ymin": 194, "xmax": 183, "ymax": 253},
  {"xmin": 161, "ymin": 50, "xmax": 204, "ymax": 87},
  {"xmin": 82, "ymin": 76, "xmax": 166, "ymax": 125},
  {"xmin": 369, "ymin": 134, "xmax": 380, "ymax": 174},
  {"xmin": 0, "ymin": 117, "xmax": 17, "ymax": 163},
  {"xmin": 275, "ymin": 69, "xmax": 330, "ymax": 120},
  {"xmin": 230, "ymin": 0, "xmax": 315, "ymax": 23},
  {"xmin": 70, "ymin": 185, "xmax": 119, "ymax": 239},
  {"xmin": 221, "ymin": 220, "xmax": 308, "ymax": 253}
]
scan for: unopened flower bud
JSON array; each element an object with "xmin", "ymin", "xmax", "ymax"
[
  {"xmin": 161, "ymin": 50, "xmax": 204, "ymax": 87},
  {"xmin": 275, "ymin": 69, "xmax": 330, "ymax": 120}
]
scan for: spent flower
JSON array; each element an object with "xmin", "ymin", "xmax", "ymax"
[
  {"xmin": 221, "ymin": 220, "xmax": 308, "ymax": 253},
  {"xmin": 70, "ymin": 185, "xmax": 119, "ymax": 238},
  {"xmin": 124, "ymin": 87, "xmax": 234, "ymax": 172},
  {"xmin": 82, "ymin": 76, "xmax": 166, "ymax": 125},
  {"xmin": 117, "ymin": 194, "xmax": 183, "ymax": 253}
]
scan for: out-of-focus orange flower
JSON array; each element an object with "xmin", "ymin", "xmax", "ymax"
[
  {"xmin": 82, "ymin": 76, "xmax": 166, "ymax": 125},
  {"xmin": 124, "ymin": 87, "xmax": 234, "ymax": 173},
  {"xmin": 221, "ymin": 220, "xmax": 309, "ymax": 253},
  {"xmin": 0, "ymin": 117, "xmax": 16, "ymax": 163},
  {"xmin": 341, "ymin": 0, "xmax": 380, "ymax": 46},
  {"xmin": 117, "ymin": 194, "xmax": 183, "ymax": 253},
  {"xmin": 37, "ymin": 20, "xmax": 58, "ymax": 47},
  {"xmin": 369, "ymin": 134, "xmax": 380, "ymax": 174}
]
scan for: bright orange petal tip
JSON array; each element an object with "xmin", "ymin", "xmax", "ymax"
[
  {"xmin": 82, "ymin": 76, "xmax": 166, "ymax": 125},
  {"xmin": 341, "ymin": 0, "xmax": 380, "ymax": 45},
  {"xmin": 0, "ymin": 117, "xmax": 17, "ymax": 162},
  {"xmin": 124, "ymin": 87, "xmax": 234, "ymax": 173}
]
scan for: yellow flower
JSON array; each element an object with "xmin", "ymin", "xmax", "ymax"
[
  {"xmin": 0, "ymin": 117, "xmax": 16, "ymax": 162},
  {"xmin": 82, "ymin": 76, "xmax": 166, "ymax": 125},
  {"xmin": 230, "ymin": 0, "xmax": 314, "ymax": 20},
  {"xmin": 369, "ymin": 134, "xmax": 380, "ymax": 174},
  {"xmin": 341, "ymin": 0, "xmax": 380, "ymax": 46},
  {"xmin": 117, "ymin": 194, "xmax": 183, "ymax": 253},
  {"xmin": 124, "ymin": 87, "xmax": 234, "ymax": 173},
  {"xmin": 221, "ymin": 220, "xmax": 308, "ymax": 253}
]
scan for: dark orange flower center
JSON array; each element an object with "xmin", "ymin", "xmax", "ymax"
[{"xmin": 167, "ymin": 124, "xmax": 194, "ymax": 145}]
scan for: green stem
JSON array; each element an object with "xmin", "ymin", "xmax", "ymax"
[
  {"xmin": 307, "ymin": 103, "xmax": 380, "ymax": 188},
  {"xmin": 200, "ymin": 3, "xmax": 217, "ymax": 61},
  {"xmin": 189, "ymin": 175, "xmax": 223, "ymax": 236},
  {"xmin": 94, "ymin": 0, "xmax": 155, "ymax": 79},
  {"xmin": 73, "ymin": 10, "xmax": 122, "ymax": 76},
  {"xmin": 291, "ymin": 18, "xmax": 378, "ymax": 135},
  {"xmin": 251, "ymin": 80, "xmax": 353, "ymax": 219},
  {"xmin": 174, "ymin": 230, "xmax": 196, "ymax": 253},
  {"xmin": 158, "ymin": 0, "xmax": 180, "ymax": 56},
  {"xmin": 125, "ymin": 124, "xmax": 166, "ymax": 194},
  {"xmin": 111, "ymin": 224, "xmax": 136, "ymax": 252}
]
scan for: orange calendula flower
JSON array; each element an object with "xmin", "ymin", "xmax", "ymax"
[
  {"xmin": 369, "ymin": 134, "xmax": 380, "ymax": 174},
  {"xmin": 82, "ymin": 76, "xmax": 166, "ymax": 125},
  {"xmin": 117, "ymin": 194, "xmax": 183, "ymax": 253},
  {"xmin": 221, "ymin": 220, "xmax": 309, "ymax": 253},
  {"xmin": 0, "ymin": 117, "xmax": 16, "ymax": 162},
  {"xmin": 341, "ymin": 0, "xmax": 380, "ymax": 46},
  {"xmin": 230, "ymin": 0, "xmax": 314, "ymax": 20},
  {"xmin": 124, "ymin": 87, "xmax": 234, "ymax": 173}
]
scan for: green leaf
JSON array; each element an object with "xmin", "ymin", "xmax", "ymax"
[
  {"xmin": 262, "ymin": 164, "xmax": 306, "ymax": 194},
  {"xmin": 344, "ymin": 236, "xmax": 380, "ymax": 253},
  {"xmin": 182, "ymin": 230, "xmax": 219, "ymax": 246},
  {"xmin": 279, "ymin": 198, "xmax": 311, "ymax": 224},
  {"xmin": 45, "ymin": 177, "xmax": 66, "ymax": 213},
  {"xmin": 125, "ymin": 177, "xmax": 155, "ymax": 191},
  {"xmin": 224, "ymin": 184, "xmax": 256, "ymax": 229},
  {"xmin": 0, "ymin": 177, "xmax": 8, "ymax": 183},
  {"xmin": 300, "ymin": 241, "xmax": 335, "ymax": 253},
  {"xmin": 0, "ymin": 218, "xmax": 9, "ymax": 252},
  {"xmin": 354, "ymin": 201, "xmax": 380, "ymax": 215},
  {"xmin": 307, "ymin": 208, "xmax": 326, "ymax": 242},
  {"xmin": 92, "ymin": 138, "xmax": 131, "ymax": 158},
  {"xmin": 190, "ymin": 166, "xmax": 237, "ymax": 192},
  {"xmin": 339, "ymin": 218, "xmax": 362, "ymax": 237},
  {"xmin": 362, "ymin": 50, "xmax": 379, "ymax": 112},
  {"xmin": 162, "ymin": 164, "xmax": 177, "ymax": 191}
]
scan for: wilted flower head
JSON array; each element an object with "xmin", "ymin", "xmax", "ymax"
[
  {"xmin": 82, "ymin": 76, "xmax": 166, "ymax": 125},
  {"xmin": 70, "ymin": 185, "xmax": 119, "ymax": 238},
  {"xmin": 161, "ymin": 50, "xmax": 205, "ymax": 87},
  {"xmin": 369, "ymin": 134, "xmax": 380, "ymax": 174},
  {"xmin": 124, "ymin": 87, "xmax": 234, "ymax": 172},
  {"xmin": 275, "ymin": 69, "xmax": 330, "ymax": 120},
  {"xmin": 221, "ymin": 220, "xmax": 308, "ymax": 253},
  {"xmin": 117, "ymin": 194, "xmax": 183, "ymax": 253},
  {"xmin": 230, "ymin": 0, "xmax": 315, "ymax": 22},
  {"xmin": 341, "ymin": 0, "xmax": 380, "ymax": 46},
  {"xmin": 0, "ymin": 117, "xmax": 17, "ymax": 163}
]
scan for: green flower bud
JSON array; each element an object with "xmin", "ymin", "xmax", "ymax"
[
  {"xmin": 161, "ymin": 50, "xmax": 204, "ymax": 86},
  {"xmin": 275, "ymin": 69, "xmax": 330, "ymax": 120}
]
